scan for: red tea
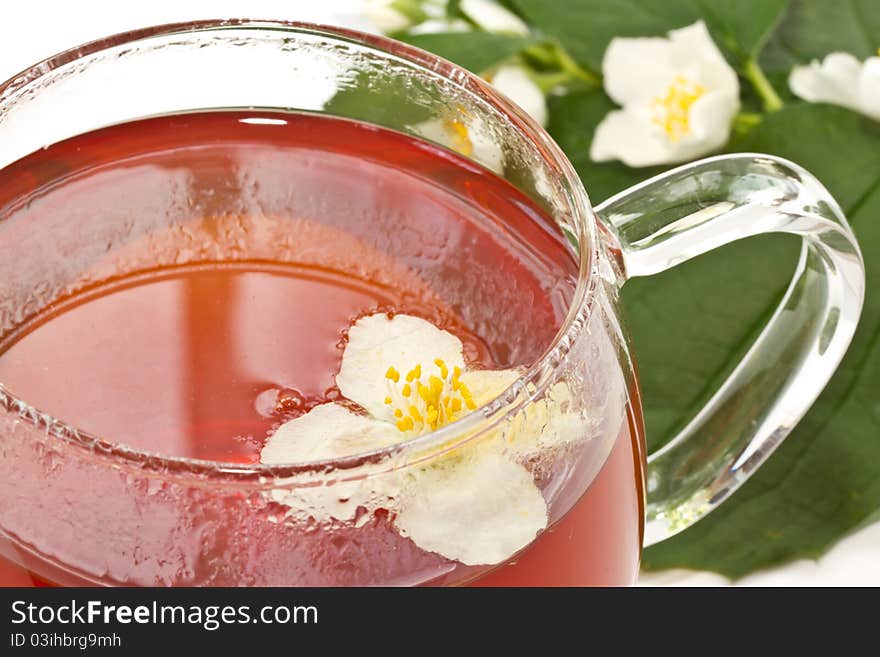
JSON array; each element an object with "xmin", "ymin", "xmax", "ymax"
[{"xmin": 0, "ymin": 112, "xmax": 644, "ymax": 586}]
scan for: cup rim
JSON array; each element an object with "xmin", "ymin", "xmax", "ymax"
[{"xmin": 0, "ymin": 18, "xmax": 601, "ymax": 485}]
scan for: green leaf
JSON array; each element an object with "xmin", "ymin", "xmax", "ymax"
[
  {"xmin": 763, "ymin": 0, "xmax": 880, "ymax": 69},
  {"xmin": 510, "ymin": 0, "xmax": 788, "ymax": 72},
  {"xmin": 400, "ymin": 32, "xmax": 537, "ymax": 73},
  {"xmin": 691, "ymin": 0, "xmax": 790, "ymax": 60},
  {"xmin": 323, "ymin": 71, "xmax": 436, "ymax": 128},
  {"xmin": 641, "ymin": 104, "xmax": 880, "ymax": 577},
  {"xmin": 761, "ymin": 0, "xmax": 880, "ymax": 101}
]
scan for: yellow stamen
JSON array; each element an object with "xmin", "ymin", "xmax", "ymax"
[
  {"xmin": 443, "ymin": 118, "xmax": 474, "ymax": 157},
  {"xmin": 650, "ymin": 75, "xmax": 705, "ymax": 143},
  {"xmin": 383, "ymin": 357, "xmax": 483, "ymax": 435},
  {"xmin": 458, "ymin": 381, "xmax": 476, "ymax": 411},
  {"xmin": 429, "ymin": 376, "xmax": 444, "ymax": 398}
]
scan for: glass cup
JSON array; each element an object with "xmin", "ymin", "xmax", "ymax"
[{"xmin": 0, "ymin": 20, "xmax": 865, "ymax": 586}]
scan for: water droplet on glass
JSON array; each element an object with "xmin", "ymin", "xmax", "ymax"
[
  {"xmin": 254, "ymin": 388, "xmax": 281, "ymax": 418},
  {"xmin": 276, "ymin": 389, "xmax": 307, "ymax": 414}
]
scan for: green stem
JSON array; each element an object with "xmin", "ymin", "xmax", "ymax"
[
  {"xmin": 554, "ymin": 45, "xmax": 600, "ymax": 87},
  {"xmin": 522, "ymin": 42, "xmax": 599, "ymax": 88},
  {"xmin": 733, "ymin": 111, "xmax": 763, "ymax": 135},
  {"xmin": 743, "ymin": 58, "xmax": 783, "ymax": 113},
  {"xmin": 527, "ymin": 70, "xmax": 575, "ymax": 94}
]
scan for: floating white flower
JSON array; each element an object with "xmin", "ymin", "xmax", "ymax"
[
  {"xmin": 261, "ymin": 313, "xmax": 584, "ymax": 565},
  {"xmin": 590, "ymin": 21, "xmax": 740, "ymax": 167},
  {"xmin": 489, "ymin": 65, "xmax": 548, "ymax": 126},
  {"xmin": 411, "ymin": 111, "xmax": 505, "ymax": 173},
  {"xmin": 789, "ymin": 52, "xmax": 880, "ymax": 121},
  {"xmin": 411, "ymin": 68, "xmax": 547, "ymax": 169}
]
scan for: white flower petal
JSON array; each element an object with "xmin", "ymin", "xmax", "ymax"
[
  {"xmin": 602, "ymin": 36, "xmax": 675, "ymax": 105},
  {"xmin": 459, "ymin": 371, "xmax": 585, "ymax": 454},
  {"xmin": 261, "ymin": 403, "xmax": 401, "ymax": 521},
  {"xmin": 590, "ymin": 109, "xmax": 675, "ymax": 167},
  {"xmin": 458, "ymin": 368, "xmax": 520, "ymax": 407},
  {"xmin": 503, "ymin": 381, "xmax": 586, "ymax": 455},
  {"xmin": 858, "ymin": 57, "xmax": 880, "ymax": 120},
  {"xmin": 789, "ymin": 63, "xmax": 825, "ymax": 102},
  {"xmin": 668, "ymin": 21, "xmax": 732, "ymax": 78},
  {"xmin": 411, "ymin": 117, "xmax": 454, "ymax": 144},
  {"xmin": 394, "ymin": 451, "xmax": 547, "ymax": 565},
  {"xmin": 267, "ymin": 482, "xmax": 377, "ymax": 524},
  {"xmin": 535, "ymin": 406, "xmax": 586, "ymax": 451},
  {"xmin": 261, "ymin": 403, "xmax": 399, "ymax": 464},
  {"xmin": 525, "ymin": 382, "xmax": 584, "ymax": 449},
  {"xmin": 466, "ymin": 115, "xmax": 506, "ymax": 173},
  {"xmin": 460, "ymin": 0, "xmax": 529, "ymax": 36},
  {"xmin": 336, "ymin": 314, "xmax": 466, "ymax": 419},
  {"xmin": 790, "ymin": 52, "xmax": 864, "ymax": 111},
  {"xmin": 821, "ymin": 52, "xmax": 863, "ymax": 86},
  {"xmin": 668, "ymin": 88, "xmax": 738, "ymax": 161},
  {"xmin": 490, "ymin": 65, "xmax": 548, "ymax": 126},
  {"xmin": 680, "ymin": 27, "xmax": 739, "ymax": 101},
  {"xmin": 689, "ymin": 90, "xmax": 734, "ymax": 137},
  {"xmin": 695, "ymin": 58, "xmax": 740, "ymax": 98}
]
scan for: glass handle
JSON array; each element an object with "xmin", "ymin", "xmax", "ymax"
[{"xmin": 594, "ymin": 153, "xmax": 866, "ymax": 546}]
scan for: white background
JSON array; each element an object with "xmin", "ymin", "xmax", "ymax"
[{"xmin": 1, "ymin": 0, "xmax": 877, "ymax": 586}]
